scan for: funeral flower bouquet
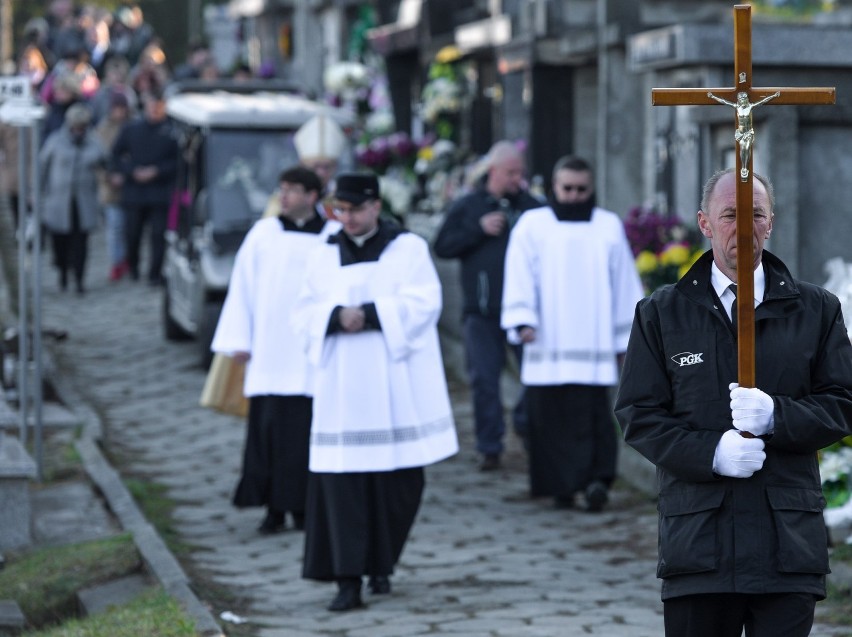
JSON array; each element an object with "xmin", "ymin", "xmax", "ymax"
[
  {"xmin": 355, "ymin": 131, "xmax": 418, "ymax": 174},
  {"xmin": 624, "ymin": 206, "xmax": 705, "ymax": 294},
  {"xmin": 420, "ymin": 46, "xmax": 465, "ymax": 141},
  {"xmin": 323, "ymin": 61, "xmax": 371, "ymax": 99},
  {"xmin": 379, "ymin": 171, "xmax": 416, "ymax": 221}
]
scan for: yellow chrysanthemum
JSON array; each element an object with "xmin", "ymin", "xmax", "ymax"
[
  {"xmin": 677, "ymin": 250, "xmax": 704, "ymax": 279},
  {"xmin": 417, "ymin": 146, "xmax": 434, "ymax": 161},
  {"xmin": 435, "ymin": 45, "xmax": 462, "ymax": 64},
  {"xmin": 659, "ymin": 244, "xmax": 691, "ymax": 267},
  {"xmin": 635, "ymin": 251, "xmax": 658, "ymax": 274}
]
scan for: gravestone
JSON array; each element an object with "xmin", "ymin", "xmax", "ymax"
[
  {"xmin": 77, "ymin": 573, "xmax": 152, "ymax": 617},
  {"xmin": 0, "ymin": 431, "xmax": 36, "ymax": 551},
  {"xmin": 0, "ymin": 599, "xmax": 25, "ymax": 635}
]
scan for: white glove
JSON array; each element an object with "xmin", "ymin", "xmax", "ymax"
[
  {"xmin": 713, "ymin": 429, "xmax": 766, "ymax": 478},
  {"xmin": 729, "ymin": 382, "xmax": 775, "ymax": 437}
]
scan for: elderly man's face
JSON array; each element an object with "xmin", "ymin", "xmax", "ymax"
[
  {"xmin": 302, "ymin": 158, "xmax": 337, "ymax": 188},
  {"xmin": 698, "ymin": 172, "xmax": 773, "ymax": 280},
  {"xmin": 487, "ymin": 156, "xmax": 524, "ymax": 197}
]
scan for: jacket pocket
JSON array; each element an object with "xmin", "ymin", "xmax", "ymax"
[
  {"xmin": 766, "ymin": 486, "xmax": 830, "ymax": 575},
  {"xmin": 657, "ymin": 489, "xmax": 725, "ymax": 578}
]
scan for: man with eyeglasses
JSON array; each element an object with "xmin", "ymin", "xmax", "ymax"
[
  {"xmin": 293, "ymin": 173, "xmax": 458, "ymax": 611},
  {"xmin": 433, "ymin": 140, "xmax": 541, "ymax": 471},
  {"xmin": 502, "ymin": 155, "xmax": 643, "ymax": 511}
]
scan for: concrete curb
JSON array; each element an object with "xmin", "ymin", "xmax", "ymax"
[{"xmin": 48, "ymin": 365, "xmax": 225, "ymax": 637}]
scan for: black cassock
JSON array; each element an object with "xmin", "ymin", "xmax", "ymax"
[{"xmin": 232, "ymin": 394, "xmax": 312, "ymax": 517}]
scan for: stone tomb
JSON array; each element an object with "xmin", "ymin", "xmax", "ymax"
[{"xmin": 0, "ymin": 432, "xmax": 36, "ymax": 551}]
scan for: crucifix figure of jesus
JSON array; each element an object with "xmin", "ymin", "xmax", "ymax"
[
  {"xmin": 652, "ymin": 4, "xmax": 835, "ymax": 388},
  {"xmin": 707, "ymin": 90, "xmax": 780, "ymax": 181}
]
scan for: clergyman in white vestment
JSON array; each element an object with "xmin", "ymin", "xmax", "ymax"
[
  {"xmin": 211, "ymin": 166, "xmax": 341, "ymax": 534},
  {"xmin": 293, "ymin": 172, "xmax": 458, "ymax": 612},
  {"xmin": 501, "ymin": 155, "xmax": 643, "ymax": 512}
]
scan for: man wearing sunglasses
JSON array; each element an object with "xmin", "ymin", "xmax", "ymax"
[{"xmin": 502, "ymin": 155, "xmax": 643, "ymax": 511}]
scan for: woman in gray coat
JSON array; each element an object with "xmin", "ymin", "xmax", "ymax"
[{"xmin": 40, "ymin": 102, "xmax": 106, "ymax": 294}]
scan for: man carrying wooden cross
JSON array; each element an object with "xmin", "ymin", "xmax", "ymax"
[
  {"xmin": 616, "ymin": 7, "xmax": 852, "ymax": 634},
  {"xmin": 615, "ymin": 167, "xmax": 852, "ymax": 636}
]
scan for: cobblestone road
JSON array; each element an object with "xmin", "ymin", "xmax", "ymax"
[{"xmin": 40, "ymin": 229, "xmax": 850, "ymax": 636}]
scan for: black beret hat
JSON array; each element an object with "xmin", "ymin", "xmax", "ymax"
[{"xmin": 334, "ymin": 173, "xmax": 380, "ymax": 205}]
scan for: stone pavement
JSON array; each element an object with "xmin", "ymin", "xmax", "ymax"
[{"xmin": 35, "ymin": 228, "xmax": 850, "ymax": 637}]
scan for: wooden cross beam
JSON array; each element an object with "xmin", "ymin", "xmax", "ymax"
[{"xmin": 652, "ymin": 4, "xmax": 835, "ymax": 388}]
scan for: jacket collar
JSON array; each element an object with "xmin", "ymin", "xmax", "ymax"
[{"xmin": 676, "ymin": 249, "xmax": 799, "ymax": 310}]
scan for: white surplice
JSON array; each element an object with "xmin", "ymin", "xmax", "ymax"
[
  {"xmin": 501, "ymin": 206, "xmax": 644, "ymax": 386},
  {"xmin": 292, "ymin": 231, "xmax": 459, "ymax": 473},
  {"xmin": 211, "ymin": 216, "xmax": 341, "ymax": 396}
]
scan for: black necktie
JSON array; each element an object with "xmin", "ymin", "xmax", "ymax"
[{"xmin": 729, "ymin": 284, "xmax": 738, "ymax": 332}]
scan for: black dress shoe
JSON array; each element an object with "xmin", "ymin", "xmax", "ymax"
[
  {"xmin": 368, "ymin": 575, "xmax": 391, "ymax": 594},
  {"xmin": 584, "ymin": 481, "xmax": 609, "ymax": 512},
  {"xmin": 328, "ymin": 578, "xmax": 364, "ymax": 611},
  {"xmin": 257, "ymin": 510, "xmax": 285, "ymax": 535},
  {"xmin": 553, "ymin": 495, "xmax": 575, "ymax": 510},
  {"xmin": 479, "ymin": 454, "xmax": 501, "ymax": 471}
]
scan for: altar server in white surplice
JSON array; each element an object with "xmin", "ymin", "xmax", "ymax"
[
  {"xmin": 293, "ymin": 173, "xmax": 458, "ymax": 612},
  {"xmin": 211, "ymin": 166, "xmax": 341, "ymax": 536},
  {"xmin": 501, "ymin": 155, "xmax": 643, "ymax": 512}
]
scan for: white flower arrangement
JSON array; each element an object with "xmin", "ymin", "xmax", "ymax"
[
  {"xmin": 323, "ymin": 61, "xmax": 371, "ymax": 96},
  {"xmin": 420, "ymin": 77, "xmax": 462, "ymax": 124},
  {"xmin": 379, "ymin": 173, "xmax": 415, "ymax": 218},
  {"xmin": 821, "ymin": 446, "xmax": 852, "ymax": 485},
  {"xmin": 365, "ymin": 109, "xmax": 395, "ymax": 136},
  {"xmin": 821, "ymin": 443, "xmax": 852, "ymax": 510},
  {"xmin": 414, "ymin": 139, "xmax": 457, "ymax": 175}
]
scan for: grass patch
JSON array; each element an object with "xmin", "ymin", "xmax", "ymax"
[
  {"xmin": 23, "ymin": 587, "xmax": 197, "ymax": 637},
  {"xmin": 123, "ymin": 478, "xmax": 191, "ymax": 558},
  {"xmin": 122, "ymin": 476, "xmax": 255, "ymax": 634},
  {"xmin": 38, "ymin": 430, "xmax": 86, "ymax": 483},
  {"xmin": 0, "ymin": 534, "xmax": 141, "ymax": 628}
]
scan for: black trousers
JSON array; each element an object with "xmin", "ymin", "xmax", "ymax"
[
  {"xmin": 664, "ymin": 593, "xmax": 817, "ymax": 637},
  {"xmin": 124, "ymin": 203, "xmax": 167, "ymax": 282},
  {"xmin": 50, "ymin": 203, "xmax": 88, "ymax": 289}
]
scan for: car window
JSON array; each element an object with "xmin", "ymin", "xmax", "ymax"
[{"xmin": 206, "ymin": 130, "xmax": 299, "ymax": 232}]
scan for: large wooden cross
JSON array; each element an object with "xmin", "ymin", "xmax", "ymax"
[{"xmin": 652, "ymin": 4, "xmax": 835, "ymax": 388}]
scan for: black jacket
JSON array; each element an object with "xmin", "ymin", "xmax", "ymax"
[
  {"xmin": 615, "ymin": 249, "xmax": 852, "ymax": 600},
  {"xmin": 110, "ymin": 117, "xmax": 178, "ymax": 207},
  {"xmin": 433, "ymin": 187, "xmax": 542, "ymax": 318}
]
